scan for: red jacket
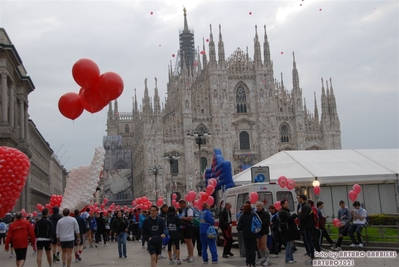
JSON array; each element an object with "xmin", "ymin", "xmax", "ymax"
[
  {"xmin": 310, "ymin": 205, "xmax": 320, "ymax": 229},
  {"xmin": 5, "ymin": 219, "xmax": 36, "ymax": 250}
]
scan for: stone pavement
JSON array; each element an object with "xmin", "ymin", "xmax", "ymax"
[{"xmin": 0, "ymin": 241, "xmax": 397, "ymax": 267}]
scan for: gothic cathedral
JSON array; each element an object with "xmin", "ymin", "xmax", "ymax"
[{"xmin": 106, "ymin": 11, "xmax": 341, "ymax": 203}]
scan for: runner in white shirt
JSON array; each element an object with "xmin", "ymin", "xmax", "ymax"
[{"xmin": 56, "ymin": 208, "xmax": 80, "ymax": 267}]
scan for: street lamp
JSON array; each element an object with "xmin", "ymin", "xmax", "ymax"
[
  {"xmin": 187, "ymin": 130, "xmax": 211, "ymax": 191},
  {"xmin": 163, "ymin": 155, "xmax": 180, "ymax": 191},
  {"xmin": 149, "ymin": 165, "xmax": 162, "ymax": 200}
]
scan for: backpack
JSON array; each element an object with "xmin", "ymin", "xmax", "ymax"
[
  {"xmin": 251, "ymin": 213, "xmax": 262, "ymax": 234},
  {"xmin": 207, "ymin": 225, "xmax": 217, "ymax": 239},
  {"xmin": 0, "ymin": 222, "xmax": 6, "ymax": 232},
  {"xmin": 192, "ymin": 209, "xmax": 200, "ymax": 227}
]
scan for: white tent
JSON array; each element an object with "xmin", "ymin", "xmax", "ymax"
[
  {"xmin": 232, "ymin": 149, "xmax": 399, "ymax": 215},
  {"xmin": 233, "ymin": 149, "xmax": 398, "ymax": 186}
]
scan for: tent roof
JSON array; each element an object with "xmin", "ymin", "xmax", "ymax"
[{"xmin": 233, "ymin": 149, "xmax": 399, "ymax": 186}]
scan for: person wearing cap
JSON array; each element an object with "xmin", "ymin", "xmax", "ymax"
[
  {"xmin": 142, "ymin": 205, "xmax": 166, "ymax": 267},
  {"xmin": 5, "ymin": 211, "xmax": 36, "ymax": 267},
  {"xmin": 56, "ymin": 208, "xmax": 80, "ymax": 267},
  {"xmin": 49, "ymin": 206, "xmax": 62, "ymax": 262}
]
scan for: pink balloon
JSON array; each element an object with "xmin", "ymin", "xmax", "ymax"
[
  {"xmin": 249, "ymin": 192, "xmax": 258, "ymax": 204},
  {"xmin": 348, "ymin": 190, "xmax": 358, "ymax": 202},
  {"xmin": 209, "ymin": 178, "xmax": 217, "ymax": 187},
  {"xmin": 201, "ymin": 193, "xmax": 209, "ymax": 202},
  {"xmin": 332, "ymin": 218, "xmax": 341, "ymax": 227},
  {"xmin": 172, "ymin": 199, "xmax": 176, "ymax": 205},
  {"xmin": 353, "ymin": 184, "xmax": 361, "ymax": 194},
  {"xmin": 206, "ymin": 196, "xmax": 214, "ymax": 206},
  {"xmin": 186, "ymin": 191, "xmax": 196, "ymax": 202},
  {"xmin": 278, "ymin": 176, "xmax": 287, "ymax": 188},
  {"xmin": 313, "ymin": 186, "xmax": 321, "ymax": 195},
  {"xmin": 286, "ymin": 179, "xmax": 296, "ymax": 190},
  {"xmin": 172, "ymin": 193, "xmax": 177, "ymax": 200},
  {"xmin": 32, "ymin": 211, "xmax": 38, "ymax": 217},
  {"xmin": 103, "ymin": 198, "xmax": 108, "ymax": 205},
  {"xmin": 274, "ymin": 201, "xmax": 281, "ymax": 210}
]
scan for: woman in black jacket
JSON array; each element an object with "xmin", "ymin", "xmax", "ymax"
[
  {"xmin": 166, "ymin": 206, "xmax": 182, "ymax": 265},
  {"xmin": 237, "ymin": 204, "xmax": 258, "ymax": 267},
  {"xmin": 279, "ymin": 199, "xmax": 298, "ymax": 264},
  {"xmin": 255, "ymin": 201, "xmax": 271, "ymax": 266}
]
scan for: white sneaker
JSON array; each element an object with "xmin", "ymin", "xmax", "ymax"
[
  {"xmin": 187, "ymin": 258, "xmax": 194, "ymax": 263},
  {"xmin": 349, "ymin": 244, "xmax": 358, "ymax": 247},
  {"xmin": 169, "ymin": 260, "xmax": 175, "ymax": 265},
  {"xmin": 176, "ymin": 260, "xmax": 182, "ymax": 265},
  {"xmin": 159, "ymin": 254, "xmax": 167, "ymax": 259},
  {"xmin": 359, "ymin": 243, "xmax": 363, "ymax": 248}
]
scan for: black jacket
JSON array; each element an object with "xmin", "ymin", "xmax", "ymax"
[
  {"xmin": 35, "ymin": 217, "xmax": 53, "ymax": 241},
  {"xmin": 279, "ymin": 208, "xmax": 298, "ymax": 241},
  {"xmin": 256, "ymin": 208, "xmax": 270, "ymax": 235},
  {"xmin": 96, "ymin": 216, "xmax": 106, "ymax": 232},
  {"xmin": 111, "ymin": 217, "xmax": 128, "ymax": 234},
  {"xmin": 237, "ymin": 213, "xmax": 257, "ymax": 239},
  {"xmin": 298, "ymin": 202, "xmax": 314, "ymax": 230},
  {"xmin": 48, "ymin": 213, "xmax": 62, "ymax": 240},
  {"xmin": 218, "ymin": 208, "xmax": 232, "ymax": 230},
  {"xmin": 142, "ymin": 216, "xmax": 165, "ymax": 242},
  {"xmin": 166, "ymin": 212, "xmax": 181, "ymax": 239}
]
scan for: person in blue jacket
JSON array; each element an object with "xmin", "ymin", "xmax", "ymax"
[
  {"xmin": 139, "ymin": 210, "xmax": 147, "ymax": 249},
  {"xmin": 199, "ymin": 203, "xmax": 218, "ymax": 264}
]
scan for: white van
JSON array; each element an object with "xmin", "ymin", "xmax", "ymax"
[{"xmin": 215, "ymin": 182, "xmax": 298, "ymax": 245}]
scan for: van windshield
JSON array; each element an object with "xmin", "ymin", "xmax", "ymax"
[{"xmin": 257, "ymin": 191, "xmax": 273, "ymax": 207}]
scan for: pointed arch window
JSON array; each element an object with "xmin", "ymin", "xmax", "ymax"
[
  {"xmin": 236, "ymin": 86, "xmax": 247, "ymax": 113},
  {"xmin": 239, "ymin": 131, "xmax": 250, "ymax": 150},
  {"xmin": 280, "ymin": 125, "xmax": 289, "ymax": 143},
  {"xmin": 200, "ymin": 157, "xmax": 208, "ymax": 175}
]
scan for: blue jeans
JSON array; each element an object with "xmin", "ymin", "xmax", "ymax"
[
  {"xmin": 116, "ymin": 232, "xmax": 127, "ymax": 257},
  {"xmin": 348, "ymin": 224, "xmax": 364, "ymax": 244},
  {"xmin": 200, "ymin": 234, "xmax": 218, "ymax": 263},
  {"xmin": 285, "ymin": 240, "xmax": 295, "ymax": 262}
]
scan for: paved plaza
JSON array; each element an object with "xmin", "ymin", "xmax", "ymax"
[{"xmin": 0, "ymin": 240, "xmax": 397, "ymax": 267}]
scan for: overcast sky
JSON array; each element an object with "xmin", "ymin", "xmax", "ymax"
[{"xmin": 0, "ymin": 0, "xmax": 398, "ymax": 171}]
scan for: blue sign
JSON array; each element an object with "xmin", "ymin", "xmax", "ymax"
[{"xmin": 256, "ymin": 174, "xmax": 266, "ymax": 183}]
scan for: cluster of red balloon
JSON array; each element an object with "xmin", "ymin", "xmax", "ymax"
[
  {"xmin": 132, "ymin": 196, "xmax": 153, "ymax": 210},
  {"xmin": 58, "ymin": 58, "xmax": 124, "ymax": 120},
  {"xmin": 35, "ymin": 194, "xmax": 63, "ymax": 215},
  {"xmin": 0, "ymin": 147, "xmax": 31, "ymax": 218},
  {"xmin": 348, "ymin": 184, "xmax": 361, "ymax": 202},
  {"xmin": 278, "ymin": 176, "xmax": 296, "ymax": 190}
]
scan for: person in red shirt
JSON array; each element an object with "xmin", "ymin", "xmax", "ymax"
[
  {"xmin": 5, "ymin": 212, "xmax": 36, "ymax": 267},
  {"xmin": 307, "ymin": 199, "xmax": 321, "ymax": 252}
]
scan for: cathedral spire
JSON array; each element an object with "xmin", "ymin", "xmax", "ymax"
[
  {"xmin": 218, "ymin": 24, "xmax": 225, "ymax": 65},
  {"xmin": 154, "ymin": 77, "xmax": 160, "ymax": 115},
  {"xmin": 107, "ymin": 101, "xmax": 113, "ymax": 116},
  {"xmin": 263, "ymin": 25, "xmax": 271, "ymax": 67},
  {"xmin": 202, "ymin": 38, "xmax": 208, "ymax": 66},
  {"xmin": 314, "ymin": 92, "xmax": 319, "ymax": 122},
  {"xmin": 329, "ymin": 77, "xmax": 337, "ymax": 113},
  {"xmin": 254, "ymin": 25, "xmax": 262, "ymax": 68},
  {"xmin": 292, "ymin": 52, "xmax": 300, "ymax": 90},
  {"xmin": 134, "ymin": 88, "xmax": 138, "ymax": 113},
  {"xmin": 114, "ymin": 99, "xmax": 118, "ymax": 115},
  {"xmin": 304, "ymin": 98, "xmax": 308, "ymax": 120},
  {"xmin": 183, "ymin": 7, "xmax": 189, "ymax": 33},
  {"xmin": 197, "ymin": 45, "xmax": 202, "ymax": 72},
  {"xmin": 209, "ymin": 24, "xmax": 217, "ymax": 64},
  {"xmin": 280, "ymin": 72, "xmax": 284, "ymax": 90},
  {"xmin": 179, "ymin": 7, "xmax": 195, "ymax": 75}
]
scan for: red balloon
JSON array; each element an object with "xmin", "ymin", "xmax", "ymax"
[
  {"xmin": 206, "ymin": 196, "xmax": 214, "ymax": 206},
  {"xmin": 205, "ymin": 185, "xmax": 215, "ymax": 196},
  {"xmin": 79, "ymin": 87, "xmax": 108, "ymax": 113},
  {"xmin": 333, "ymin": 218, "xmax": 341, "ymax": 227},
  {"xmin": 250, "ymin": 192, "xmax": 258, "ymax": 204},
  {"xmin": 249, "ymin": 12, "xmax": 252, "ymax": 15},
  {"xmin": 206, "ymin": 38, "xmax": 209, "ymax": 42},
  {"xmin": 32, "ymin": 211, "xmax": 38, "ymax": 217},
  {"xmin": 72, "ymin": 58, "xmax": 100, "ymax": 90},
  {"xmin": 274, "ymin": 201, "xmax": 281, "ymax": 210},
  {"xmin": 150, "ymin": 11, "xmax": 153, "ymax": 15},
  {"xmin": 278, "ymin": 176, "xmax": 287, "ymax": 188},
  {"xmin": 201, "ymin": 193, "xmax": 209, "ymax": 202},
  {"xmin": 286, "ymin": 179, "xmax": 296, "ymax": 190},
  {"xmin": 313, "ymin": 186, "xmax": 321, "ymax": 195},
  {"xmin": 172, "ymin": 193, "xmax": 177, "ymax": 200},
  {"xmin": 58, "ymin": 92, "xmax": 84, "ymax": 120},
  {"xmin": 348, "ymin": 190, "xmax": 358, "ymax": 202},
  {"xmin": 172, "ymin": 54, "xmax": 175, "ymax": 57},
  {"xmin": 97, "ymin": 72, "xmax": 124, "ymax": 102},
  {"xmin": 353, "ymin": 184, "xmax": 361, "ymax": 194},
  {"xmin": 156, "ymin": 198, "xmax": 164, "ymax": 207},
  {"xmin": 200, "ymin": 50, "xmax": 205, "ymax": 55},
  {"xmin": 103, "ymin": 198, "xmax": 108, "ymax": 205},
  {"xmin": 172, "ymin": 199, "xmax": 176, "ymax": 205},
  {"xmin": 193, "ymin": 62, "xmax": 198, "ymax": 67}
]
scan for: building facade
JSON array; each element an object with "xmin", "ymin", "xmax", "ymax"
[
  {"xmin": 106, "ymin": 12, "xmax": 341, "ymax": 203},
  {"xmin": 0, "ymin": 28, "xmax": 66, "ymax": 212}
]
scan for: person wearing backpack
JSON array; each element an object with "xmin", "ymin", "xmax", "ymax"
[
  {"xmin": 0, "ymin": 219, "xmax": 6, "ymax": 245},
  {"xmin": 199, "ymin": 203, "xmax": 218, "ymax": 264},
  {"xmin": 237, "ymin": 203, "xmax": 258, "ymax": 267},
  {"xmin": 166, "ymin": 206, "xmax": 182, "ymax": 265},
  {"xmin": 348, "ymin": 201, "xmax": 367, "ymax": 248},
  {"xmin": 279, "ymin": 199, "xmax": 298, "ymax": 264},
  {"xmin": 191, "ymin": 206, "xmax": 202, "ymax": 257},
  {"xmin": 255, "ymin": 201, "xmax": 271, "ymax": 266},
  {"xmin": 298, "ymin": 195, "xmax": 315, "ymax": 265},
  {"xmin": 331, "ymin": 200, "xmax": 352, "ymax": 251}
]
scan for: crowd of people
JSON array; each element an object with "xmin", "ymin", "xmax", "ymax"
[{"xmin": 0, "ymin": 196, "xmax": 368, "ymax": 267}]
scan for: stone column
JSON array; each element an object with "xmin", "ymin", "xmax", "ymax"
[
  {"xmin": 19, "ymin": 98, "xmax": 25, "ymax": 139},
  {"xmin": 24, "ymin": 105, "xmax": 29, "ymax": 141},
  {"xmin": 1, "ymin": 72, "xmax": 8, "ymax": 123},
  {"xmin": 9, "ymin": 84, "xmax": 14, "ymax": 128}
]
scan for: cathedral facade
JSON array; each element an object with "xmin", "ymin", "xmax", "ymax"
[{"xmin": 105, "ymin": 12, "xmax": 341, "ymax": 203}]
